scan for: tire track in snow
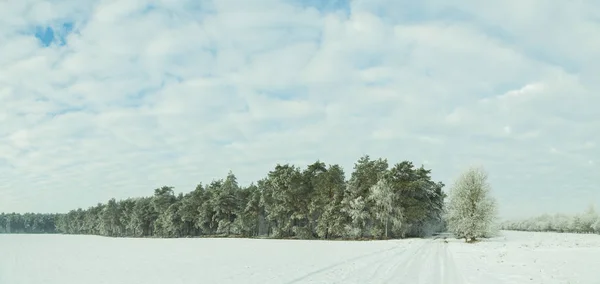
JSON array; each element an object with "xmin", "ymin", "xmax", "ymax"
[
  {"xmin": 338, "ymin": 245, "xmax": 406, "ymax": 283},
  {"xmin": 381, "ymin": 239, "xmax": 466, "ymax": 284},
  {"xmin": 283, "ymin": 243, "xmax": 404, "ymax": 284},
  {"xmin": 284, "ymin": 239, "xmax": 466, "ymax": 284},
  {"xmin": 338, "ymin": 240, "xmax": 430, "ymax": 284},
  {"xmin": 380, "ymin": 240, "xmax": 431, "ymax": 284},
  {"xmin": 441, "ymin": 241, "xmax": 466, "ymax": 284}
]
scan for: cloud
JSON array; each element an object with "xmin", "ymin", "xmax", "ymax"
[{"xmin": 0, "ymin": 0, "xmax": 599, "ymax": 219}]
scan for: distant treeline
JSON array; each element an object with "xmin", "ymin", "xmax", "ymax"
[
  {"xmin": 0, "ymin": 213, "xmax": 59, "ymax": 234},
  {"xmin": 501, "ymin": 206, "xmax": 600, "ymax": 234},
  {"xmin": 0, "ymin": 155, "xmax": 446, "ymax": 239}
]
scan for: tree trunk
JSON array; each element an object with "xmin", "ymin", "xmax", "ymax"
[
  {"xmin": 256, "ymin": 213, "xmax": 260, "ymax": 237},
  {"xmin": 385, "ymin": 219, "xmax": 388, "ymax": 238}
]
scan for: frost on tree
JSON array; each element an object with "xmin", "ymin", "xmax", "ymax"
[
  {"xmin": 369, "ymin": 178, "xmax": 402, "ymax": 238},
  {"xmin": 445, "ymin": 167, "xmax": 498, "ymax": 242},
  {"xmin": 499, "ymin": 203, "xmax": 600, "ymax": 235},
  {"xmin": 594, "ymin": 219, "xmax": 600, "ymax": 233}
]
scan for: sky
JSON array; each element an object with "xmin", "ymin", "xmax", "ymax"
[{"xmin": 0, "ymin": 0, "xmax": 598, "ymax": 219}]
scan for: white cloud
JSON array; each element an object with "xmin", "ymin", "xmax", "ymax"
[{"xmin": 0, "ymin": 0, "xmax": 599, "ymax": 219}]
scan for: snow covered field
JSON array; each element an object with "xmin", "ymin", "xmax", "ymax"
[{"xmin": 1, "ymin": 231, "xmax": 599, "ymax": 284}]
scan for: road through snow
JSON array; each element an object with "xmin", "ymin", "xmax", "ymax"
[{"xmin": 287, "ymin": 238, "xmax": 465, "ymax": 284}]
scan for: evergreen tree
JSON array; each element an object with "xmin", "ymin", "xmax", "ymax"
[
  {"xmin": 311, "ymin": 164, "xmax": 346, "ymax": 239},
  {"xmin": 214, "ymin": 171, "xmax": 240, "ymax": 235},
  {"xmin": 341, "ymin": 155, "xmax": 389, "ymax": 238}
]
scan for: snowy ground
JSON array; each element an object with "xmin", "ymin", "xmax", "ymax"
[{"xmin": 1, "ymin": 231, "xmax": 599, "ymax": 284}]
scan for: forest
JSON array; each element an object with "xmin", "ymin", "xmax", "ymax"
[{"xmin": 0, "ymin": 155, "xmax": 447, "ymax": 239}]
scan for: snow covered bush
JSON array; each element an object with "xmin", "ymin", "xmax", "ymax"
[{"xmin": 445, "ymin": 166, "xmax": 498, "ymax": 242}]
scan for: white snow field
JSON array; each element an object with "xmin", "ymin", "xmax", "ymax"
[{"xmin": 1, "ymin": 231, "xmax": 599, "ymax": 284}]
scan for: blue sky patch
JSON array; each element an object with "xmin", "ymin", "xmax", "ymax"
[
  {"xmin": 47, "ymin": 106, "xmax": 86, "ymax": 118},
  {"xmin": 34, "ymin": 26, "xmax": 55, "ymax": 47},
  {"xmin": 354, "ymin": 54, "xmax": 384, "ymax": 70},
  {"xmin": 259, "ymin": 86, "xmax": 309, "ymax": 100},
  {"xmin": 34, "ymin": 22, "xmax": 74, "ymax": 47},
  {"xmin": 289, "ymin": 0, "xmax": 350, "ymax": 15}
]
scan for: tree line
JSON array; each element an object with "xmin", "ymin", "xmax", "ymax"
[
  {"xmin": 0, "ymin": 213, "xmax": 58, "ymax": 234},
  {"xmin": 0, "ymin": 155, "xmax": 449, "ymax": 239},
  {"xmin": 500, "ymin": 206, "xmax": 600, "ymax": 234}
]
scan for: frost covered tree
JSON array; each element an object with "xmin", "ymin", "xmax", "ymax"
[
  {"xmin": 593, "ymin": 218, "xmax": 600, "ymax": 234},
  {"xmin": 343, "ymin": 196, "xmax": 370, "ymax": 238},
  {"xmin": 581, "ymin": 205, "xmax": 598, "ymax": 233},
  {"xmin": 213, "ymin": 171, "xmax": 240, "ymax": 235},
  {"xmin": 341, "ymin": 155, "xmax": 389, "ymax": 238},
  {"xmin": 369, "ymin": 177, "xmax": 402, "ymax": 238},
  {"xmin": 554, "ymin": 214, "xmax": 571, "ymax": 232},
  {"xmin": 445, "ymin": 166, "xmax": 498, "ymax": 242},
  {"xmin": 151, "ymin": 186, "xmax": 177, "ymax": 237},
  {"xmin": 310, "ymin": 164, "xmax": 346, "ymax": 239},
  {"xmin": 261, "ymin": 164, "xmax": 304, "ymax": 238}
]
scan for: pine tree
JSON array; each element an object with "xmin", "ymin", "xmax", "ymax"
[
  {"xmin": 312, "ymin": 164, "xmax": 346, "ymax": 239},
  {"xmin": 214, "ymin": 171, "xmax": 240, "ymax": 235},
  {"xmin": 341, "ymin": 155, "xmax": 388, "ymax": 238}
]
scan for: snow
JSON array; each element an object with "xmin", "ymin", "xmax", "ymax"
[
  {"xmin": 1, "ymin": 231, "xmax": 599, "ymax": 284},
  {"xmin": 449, "ymin": 231, "xmax": 600, "ymax": 284}
]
